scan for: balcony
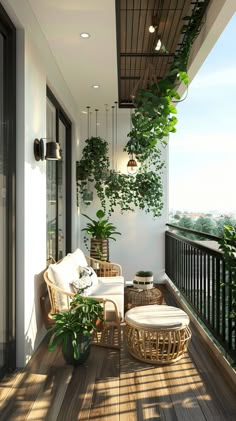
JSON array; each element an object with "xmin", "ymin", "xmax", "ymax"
[{"xmin": 1, "ymin": 232, "xmax": 236, "ymax": 420}]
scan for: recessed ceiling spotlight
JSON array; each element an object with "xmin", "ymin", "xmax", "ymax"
[
  {"xmin": 92, "ymin": 84, "xmax": 100, "ymax": 89},
  {"xmin": 81, "ymin": 110, "xmax": 87, "ymax": 114},
  {"xmin": 80, "ymin": 32, "xmax": 90, "ymax": 39}
]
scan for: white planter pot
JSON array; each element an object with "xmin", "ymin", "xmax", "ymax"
[{"xmin": 133, "ymin": 275, "xmax": 154, "ymax": 290}]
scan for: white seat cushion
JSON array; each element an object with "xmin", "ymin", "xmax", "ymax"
[
  {"xmin": 125, "ymin": 305, "xmax": 190, "ymax": 330},
  {"xmin": 48, "ymin": 255, "xmax": 80, "ymax": 310},
  {"xmin": 98, "ymin": 276, "xmax": 125, "ymax": 286},
  {"xmin": 88, "ymin": 282, "xmax": 124, "ymax": 296}
]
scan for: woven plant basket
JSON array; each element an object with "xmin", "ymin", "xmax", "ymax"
[{"xmin": 90, "ymin": 238, "xmax": 109, "ymax": 261}]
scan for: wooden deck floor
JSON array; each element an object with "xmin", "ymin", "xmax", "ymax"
[{"xmin": 0, "ymin": 286, "xmax": 236, "ymax": 420}]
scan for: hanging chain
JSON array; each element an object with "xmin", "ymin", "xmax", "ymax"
[
  {"xmin": 86, "ymin": 106, "xmax": 90, "ymax": 139},
  {"xmin": 111, "ymin": 105, "xmax": 115, "ymax": 170},
  {"xmin": 95, "ymin": 109, "xmax": 98, "ymax": 137},
  {"xmin": 115, "ymin": 101, "xmax": 118, "ymax": 171}
]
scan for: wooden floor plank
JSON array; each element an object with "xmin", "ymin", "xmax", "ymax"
[
  {"xmin": 89, "ymin": 378, "xmax": 119, "ymax": 420},
  {"xmin": 0, "ymin": 371, "xmax": 23, "ymax": 411},
  {"xmin": 57, "ymin": 348, "xmax": 103, "ymax": 421},
  {"xmin": 0, "ymin": 372, "xmax": 47, "ymax": 421},
  {"xmin": 25, "ymin": 366, "xmax": 73, "ymax": 421}
]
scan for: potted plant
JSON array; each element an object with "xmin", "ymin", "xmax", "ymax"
[
  {"xmin": 82, "ymin": 209, "xmax": 121, "ymax": 261},
  {"xmin": 48, "ymin": 294, "xmax": 104, "ymax": 365},
  {"xmin": 134, "ymin": 270, "xmax": 154, "ymax": 290}
]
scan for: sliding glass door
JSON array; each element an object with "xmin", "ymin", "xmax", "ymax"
[
  {"xmin": 46, "ymin": 88, "xmax": 72, "ymax": 262},
  {"xmin": 0, "ymin": 4, "xmax": 16, "ymax": 378}
]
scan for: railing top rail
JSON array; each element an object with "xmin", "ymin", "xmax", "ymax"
[{"xmin": 166, "ymin": 223, "xmax": 222, "ymax": 241}]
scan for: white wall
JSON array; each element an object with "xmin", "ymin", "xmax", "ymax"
[
  {"xmin": 1, "ymin": 0, "xmax": 79, "ymax": 367},
  {"xmin": 78, "ymin": 109, "xmax": 168, "ymax": 282}
]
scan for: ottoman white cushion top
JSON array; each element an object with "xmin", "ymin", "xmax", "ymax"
[{"xmin": 125, "ymin": 305, "xmax": 190, "ymax": 330}]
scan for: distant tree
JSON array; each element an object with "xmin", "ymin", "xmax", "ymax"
[
  {"xmin": 194, "ymin": 216, "xmax": 217, "ymax": 237},
  {"xmin": 216, "ymin": 217, "xmax": 236, "ymax": 237},
  {"xmin": 175, "ymin": 216, "xmax": 195, "ymax": 239},
  {"xmin": 178, "ymin": 216, "xmax": 194, "ymax": 229},
  {"xmin": 173, "ymin": 214, "xmax": 180, "ymax": 220}
]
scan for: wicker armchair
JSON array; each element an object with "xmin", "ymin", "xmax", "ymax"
[{"xmin": 41, "ymin": 255, "xmax": 123, "ymax": 349}]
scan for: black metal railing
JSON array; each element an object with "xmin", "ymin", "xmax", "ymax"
[{"xmin": 165, "ymin": 224, "xmax": 236, "ymax": 363}]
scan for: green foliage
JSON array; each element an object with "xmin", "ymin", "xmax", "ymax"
[
  {"xmin": 81, "ymin": 209, "xmax": 121, "ymax": 240},
  {"xmin": 48, "ymin": 295, "xmax": 104, "ymax": 360},
  {"xmin": 136, "ymin": 270, "xmax": 153, "ymax": 277},
  {"xmin": 218, "ymin": 225, "xmax": 236, "ymax": 320}
]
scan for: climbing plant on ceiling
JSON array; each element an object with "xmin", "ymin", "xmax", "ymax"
[{"xmin": 77, "ymin": 2, "xmax": 209, "ymax": 217}]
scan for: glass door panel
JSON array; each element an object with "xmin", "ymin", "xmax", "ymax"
[
  {"xmin": 58, "ymin": 119, "xmax": 66, "ymax": 259},
  {"xmin": 46, "ymin": 99, "xmax": 57, "ymax": 260},
  {"xmin": 0, "ymin": 32, "xmax": 7, "ymax": 370}
]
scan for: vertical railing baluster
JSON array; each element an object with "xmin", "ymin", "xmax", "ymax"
[
  {"xmin": 216, "ymin": 257, "xmax": 220, "ymax": 336},
  {"xmin": 221, "ymin": 260, "xmax": 226, "ymax": 342},
  {"xmin": 199, "ymin": 250, "xmax": 203, "ymax": 314},
  {"xmin": 228, "ymin": 270, "xmax": 232, "ymax": 351},
  {"xmin": 212, "ymin": 257, "xmax": 215, "ymax": 330},
  {"xmin": 207, "ymin": 254, "xmax": 211, "ymax": 326}
]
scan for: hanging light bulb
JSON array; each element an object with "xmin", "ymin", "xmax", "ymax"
[
  {"xmin": 155, "ymin": 38, "xmax": 162, "ymax": 51},
  {"xmin": 149, "ymin": 25, "xmax": 156, "ymax": 33},
  {"xmin": 127, "ymin": 156, "xmax": 137, "ymax": 175},
  {"xmin": 82, "ymin": 190, "xmax": 93, "ymax": 205}
]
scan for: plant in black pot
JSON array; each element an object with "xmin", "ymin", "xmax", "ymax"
[
  {"xmin": 82, "ymin": 209, "xmax": 121, "ymax": 261},
  {"xmin": 134, "ymin": 270, "xmax": 154, "ymax": 290},
  {"xmin": 48, "ymin": 294, "xmax": 104, "ymax": 365}
]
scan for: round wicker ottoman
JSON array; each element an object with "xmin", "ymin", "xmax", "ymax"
[{"xmin": 125, "ymin": 305, "xmax": 191, "ymax": 364}]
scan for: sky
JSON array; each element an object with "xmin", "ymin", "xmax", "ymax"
[{"xmin": 169, "ymin": 12, "xmax": 236, "ymax": 214}]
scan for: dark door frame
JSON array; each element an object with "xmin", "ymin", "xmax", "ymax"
[
  {"xmin": 0, "ymin": 3, "xmax": 16, "ymax": 377},
  {"xmin": 46, "ymin": 86, "xmax": 72, "ymax": 257}
]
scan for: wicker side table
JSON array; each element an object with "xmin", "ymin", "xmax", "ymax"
[
  {"xmin": 125, "ymin": 305, "xmax": 191, "ymax": 364},
  {"xmin": 124, "ymin": 286, "xmax": 163, "ymax": 311}
]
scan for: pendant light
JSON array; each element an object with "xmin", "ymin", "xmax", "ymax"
[
  {"xmin": 82, "ymin": 105, "xmax": 93, "ymax": 205},
  {"xmin": 127, "ymin": 156, "xmax": 138, "ymax": 175},
  {"xmin": 111, "ymin": 105, "xmax": 115, "ymax": 170},
  {"xmin": 127, "ymin": 109, "xmax": 137, "ymax": 175}
]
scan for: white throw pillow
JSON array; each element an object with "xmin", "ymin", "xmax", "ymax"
[
  {"xmin": 48, "ymin": 256, "xmax": 80, "ymax": 310},
  {"xmin": 67, "ymin": 248, "xmax": 88, "ymax": 267},
  {"xmin": 71, "ymin": 266, "xmax": 98, "ymax": 296}
]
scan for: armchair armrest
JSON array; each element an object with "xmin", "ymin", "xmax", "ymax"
[{"xmin": 86, "ymin": 255, "xmax": 122, "ymax": 276}]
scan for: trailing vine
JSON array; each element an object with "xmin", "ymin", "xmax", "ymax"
[
  {"xmin": 77, "ymin": 1, "xmax": 209, "ymax": 218},
  {"xmin": 125, "ymin": 0, "xmax": 209, "ymax": 158}
]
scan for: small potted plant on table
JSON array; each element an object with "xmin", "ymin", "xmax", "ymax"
[{"xmin": 133, "ymin": 270, "xmax": 154, "ymax": 290}]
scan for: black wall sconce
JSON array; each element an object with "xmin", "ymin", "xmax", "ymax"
[{"xmin": 34, "ymin": 138, "xmax": 61, "ymax": 161}]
